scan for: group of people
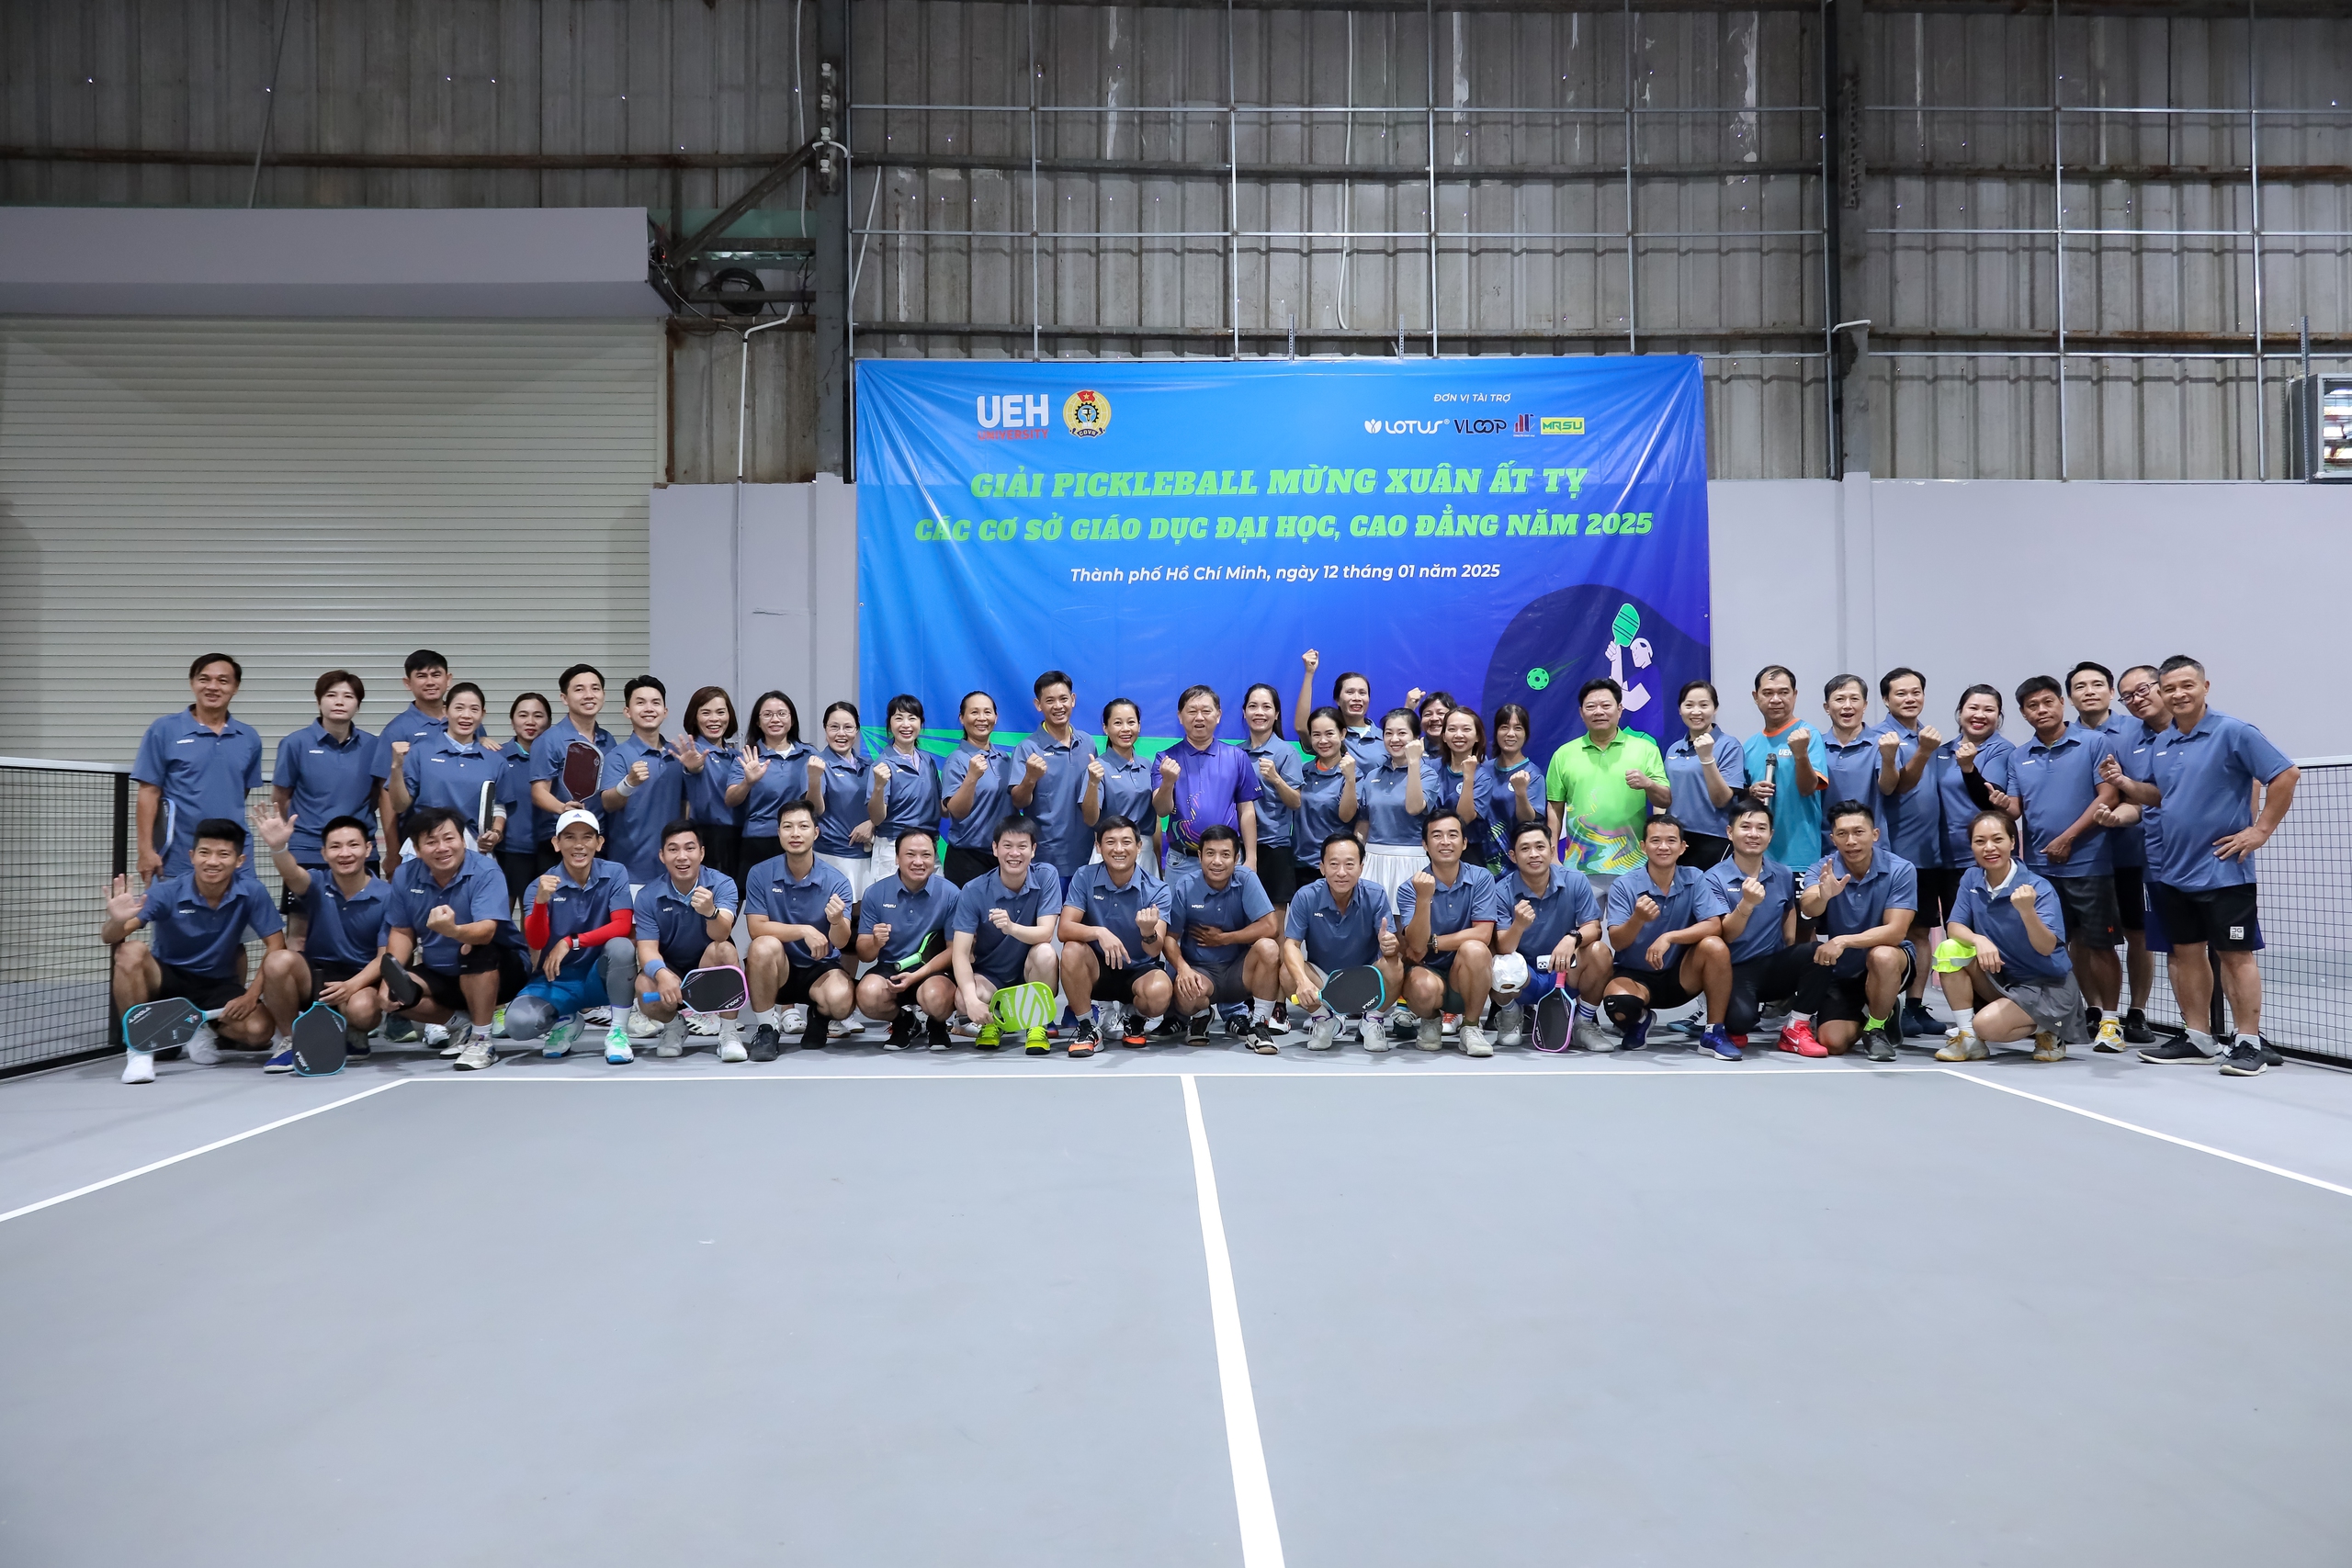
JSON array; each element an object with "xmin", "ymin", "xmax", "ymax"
[{"xmin": 107, "ymin": 644, "xmax": 2298, "ymax": 1084}]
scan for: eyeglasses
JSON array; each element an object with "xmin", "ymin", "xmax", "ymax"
[{"xmin": 2119, "ymin": 682, "xmax": 2156, "ymax": 702}]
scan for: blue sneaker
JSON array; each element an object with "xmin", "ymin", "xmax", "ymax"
[
  {"xmin": 263, "ymin": 1043, "xmax": 297, "ymax": 1074},
  {"xmin": 1619, "ymin": 1009, "xmax": 1653, "ymax": 1052},
  {"xmin": 1700, "ymin": 1025, "xmax": 1741, "ymax": 1061}
]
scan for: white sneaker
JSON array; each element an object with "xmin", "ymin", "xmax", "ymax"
[
  {"xmin": 718, "ymin": 1017, "xmax": 747, "ymax": 1063},
  {"xmin": 581, "ymin": 1006, "xmax": 614, "ymax": 1026},
  {"xmin": 1359, "ymin": 1015, "xmax": 1390, "ymax": 1052},
  {"xmin": 623, "ymin": 1007, "xmax": 663, "ymax": 1040},
  {"xmin": 604, "ymin": 1022, "xmax": 635, "ymax": 1064},
  {"xmin": 1307, "ymin": 1016, "xmax": 1340, "ymax": 1051},
  {"xmin": 684, "ymin": 1013, "xmax": 720, "ymax": 1037},
  {"xmin": 831, "ymin": 1014, "xmax": 865, "ymax": 1039},
  {"xmin": 1462, "ymin": 1023, "xmax": 1493, "ymax": 1057},
  {"xmin": 1441, "ymin": 1013, "xmax": 1460, "ymax": 1039},
  {"xmin": 421, "ymin": 1021, "xmax": 454, "ymax": 1053},
  {"xmin": 657, "ymin": 1017, "xmax": 685, "ymax": 1057},
  {"xmin": 542, "ymin": 1017, "xmax": 581, "ymax": 1059},
  {"xmin": 122, "ymin": 1050, "xmax": 156, "ymax": 1085},
  {"xmin": 1495, "ymin": 1004, "xmax": 1525, "ymax": 1046},
  {"xmin": 185, "ymin": 1023, "xmax": 220, "ymax": 1066},
  {"xmin": 453, "ymin": 1033, "xmax": 495, "ymax": 1071},
  {"xmin": 782, "ymin": 1005, "xmax": 808, "ymax": 1035},
  {"xmin": 1416, "ymin": 1015, "xmax": 1443, "ymax": 1051}
]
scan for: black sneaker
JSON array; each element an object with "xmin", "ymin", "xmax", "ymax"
[
  {"xmin": 1186, "ymin": 1012, "xmax": 1212, "ymax": 1043},
  {"xmin": 748, "ymin": 1022, "xmax": 782, "ymax": 1063},
  {"xmin": 345, "ymin": 1032, "xmax": 372, "ymax": 1060},
  {"xmin": 1861, "ymin": 1024, "xmax": 1897, "ymax": 1062},
  {"xmin": 1073, "ymin": 1017, "xmax": 1101, "ymax": 1052},
  {"xmin": 2139, "ymin": 1037, "xmax": 2213, "ymax": 1065},
  {"xmin": 1152, "ymin": 1014, "xmax": 1186, "ymax": 1042},
  {"xmin": 1250, "ymin": 1018, "xmax": 1282, "ymax": 1046},
  {"xmin": 1900, "ymin": 998, "xmax": 1938, "ymax": 1039},
  {"xmin": 884, "ymin": 1012, "xmax": 917, "ymax": 1051},
  {"xmin": 799, "ymin": 1013, "xmax": 829, "ymax": 1050},
  {"xmin": 2261, "ymin": 1036, "xmax": 2283, "ymax": 1067},
  {"xmin": 926, "ymin": 1016, "xmax": 952, "ymax": 1051},
  {"xmin": 2219, "ymin": 1041, "xmax": 2267, "ymax": 1077},
  {"xmin": 2121, "ymin": 1009, "xmax": 2155, "ymax": 1045}
]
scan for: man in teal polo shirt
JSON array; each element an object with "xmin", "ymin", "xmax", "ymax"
[{"xmin": 1544, "ymin": 678, "xmax": 1669, "ymax": 889}]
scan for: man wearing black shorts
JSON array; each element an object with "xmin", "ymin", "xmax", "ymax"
[
  {"xmin": 1599, "ymin": 816, "xmax": 1736, "ymax": 1059},
  {"xmin": 254, "ymin": 807, "xmax": 389, "ymax": 1051},
  {"xmin": 1166, "ymin": 825, "xmax": 1282, "ymax": 1048},
  {"xmin": 2068, "ymin": 661, "xmax": 2156, "ymax": 1044},
  {"xmin": 105, "ymin": 817, "xmax": 304, "ymax": 1084},
  {"xmin": 1796, "ymin": 800, "xmax": 1919, "ymax": 1061},
  {"xmin": 1703, "ymin": 797, "xmax": 1826, "ymax": 1053},
  {"xmin": 383, "ymin": 806, "xmax": 530, "ymax": 1072},
  {"xmin": 742, "ymin": 800, "xmax": 858, "ymax": 1055},
  {"xmin": 2012, "ymin": 676, "xmax": 2125, "ymax": 1046},
  {"xmin": 1061, "ymin": 815, "xmax": 1177, "ymax": 1052}
]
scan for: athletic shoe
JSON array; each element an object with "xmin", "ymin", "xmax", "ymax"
[
  {"xmin": 656, "ymin": 1018, "xmax": 685, "ymax": 1058},
  {"xmin": 186, "ymin": 1023, "xmax": 221, "ymax": 1066},
  {"xmin": 1307, "ymin": 1016, "xmax": 1340, "ymax": 1051},
  {"xmin": 2030, "ymin": 1032, "xmax": 2067, "ymax": 1063},
  {"xmin": 542, "ymin": 1017, "xmax": 581, "ymax": 1059},
  {"xmin": 1152, "ymin": 1014, "xmax": 1186, "ymax": 1042},
  {"xmin": 454, "ymin": 1034, "xmax": 495, "ymax": 1072},
  {"xmin": 1494, "ymin": 1003, "xmax": 1525, "ymax": 1047},
  {"xmin": 2262, "ymin": 1039, "xmax": 2283, "ymax": 1067},
  {"xmin": 2094, "ymin": 1016, "xmax": 2126, "ymax": 1054},
  {"xmin": 1125, "ymin": 1012, "xmax": 1151, "ymax": 1049},
  {"xmin": 717, "ymin": 1015, "xmax": 748, "ymax": 1062},
  {"xmin": 380, "ymin": 1016, "xmax": 420, "ymax": 1043},
  {"xmin": 2121, "ymin": 1009, "xmax": 2155, "ymax": 1045},
  {"xmin": 2139, "ymin": 1038, "xmax": 2213, "ymax": 1065},
  {"xmin": 1441, "ymin": 1012, "xmax": 1460, "ymax": 1039},
  {"xmin": 263, "ymin": 1043, "xmax": 296, "ymax": 1073},
  {"xmin": 1573, "ymin": 1011, "xmax": 1616, "ymax": 1054},
  {"xmin": 781, "ymin": 1005, "xmax": 808, "ymax": 1036},
  {"xmin": 121, "ymin": 1048, "xmax": 156, "ymax": 1085},
  {"xmin": 1935, "ymin": 1032, "xmax": 1988, "ymax": 1062},
  {"xmin": 1359, "ymin": 1015, "xmax": 1390, "ymax": 1052},
  {"xmin": 345, "ymin": 1033, "xmax": 371, "ymax": 1060},
  {"xmin": 884, "ymin": 1013, "xmax": 917, "ymax": 1051},
  {"xmin": 1862, "ymin": 1023, "xmax": 1898, "ymax": 1062},
  {"xmin": 1775, "ymin": 1018, "xmax": 1826, "ymax": 1057},
  {"xmin": 799, "ymin": 1012, "xmax": 828, "ymax": 1050},
  {"xmin": 581, "ymin": 1006, "xmax": 614, "ymax": 1026},
  {"xmin": 975, "ymin": 1021, "xmax": 1001, "ymax": 1050},
  {"xmin": 1462, "ymin": 1023, "xmax": 1493, "ymax": 1057},
  {"xmin": 604, "ymin": 1023, "xmax": 635, "ymax": 1064},
  {"xmin": 1218, "ymin": 1003, "xmax": 1251, "ymax": 1036},
  {"xmin": 1186, "ymin": 1012, "xmax": 1212, "ymax": 1044},
  {"xmin": 926, "ymin": 1017, "xmax": 951, "ymax": 1051},
  {"xmin": 748, "ymin": 1022, "xmax": 781, "ymax": 1062},
  {"xmin": 1024, "ymin": 1024, "xmax": 1049, "ymax": 1054},
  {"xmin": 1699, "ymin": 1026, "xmax": 1740, "ymax": 1061},
  {"xmin": 684, "ymin": 1013, "xmax": 720, "ymax": 1037},
  {"xmin": 1412, "ymin": 1014, "xmax": 1442, "ymax": 1051},
  {"xmin": 1073, "ymin": 1017, "xmax": 1102, "ymax": 1053},
  {"xmin": 1900, "ymin": 998, "xmax": 1938, "ymax": 1038},
  {"xmin": 1250, "ymin": 1019, "xmax": 1283, "ymax": 1048},
  {"xmin": 2219, "ymin": 1041, "xmax": 2268, "ymax": 1077},
  {"xmin": 1618, "ymin": 1010, "xmax": 1652, "ymax": 1053},
  {"xmin": 490, "ymin": 1006, "xmax": 509, "ymax": 1039},
  {"xmin": 623, "ymin": 1008, "xmax": 662, "ymax": 1039},
  {"xmin": 424, "ymin": 1022, "xmax": 458, "ymax": 1055}
]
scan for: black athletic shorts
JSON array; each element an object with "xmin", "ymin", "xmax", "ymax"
[
  {"xmin": 778, "ymin": 955, "xmax": 848, "ymax": 1006},
  {"xmin": 2147, "ymin": 881, "xmax": 2262, "ymax": 952},
  {"xmin": 1292, "ymin": 854, "xmax": 1324, "ymax": 892},
  {"xmin": 499, "ymin": 851, "xmax": 540, "ymax": 917},
  {"xmin": 1254, "ymin": 847, "xmax": 1299, "ymax": 905},
  {"xmin": 944, "ymin": 844, "xmax": 999, "ymax": 889},
  {"xmin": 1815, "ymin": 942, "xmax": 1918, "ymax": 1025},
  {"xmin": 153, "ymin": 962, "xmax": 247, "ymax": 1013},
  {"xmin": 1088, "ymin": 961, "xmax": 1168, "ymax": 1006},
  {"xmin": 302, "ymin": 959, "xmax": 368, "ymax": 1005},
  {"xmin": 1725, "ymin": 943, "xmax": 1825, "ymax": 1034},
  {"xmin": 415, "ymin": 945, "xmax": 528, "ymax": 1011},
  {"xmin": 1612, "ymin": 960, "xmax": 1701, "ymax": 1011},
  {"xmin": 1913, "ymin": 867, "xmax": 1963, "ymax": 930},
  {"xmin": 1184, "ymin": 963, "xmax": 1255, "ymax": 1009},
  {"xmin": 2112, "ymin": 865, "xmax": 2146, "ymax": 933},
  {"xmin": 1679, "ymin": 832, "xmax": 1731, "ymax": 872},
  {"xmin": 2051, "ymin": 874, "xmax": 2121, "ymax": 948}
]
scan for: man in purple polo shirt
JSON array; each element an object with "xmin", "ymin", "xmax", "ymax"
[{"xmin": 1153, "ymin": 684, "xmax": 1261, "ymax": 883}]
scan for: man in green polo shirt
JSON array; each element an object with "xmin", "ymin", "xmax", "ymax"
[{"xmin": 1546, "ymin": 678, "xmax": 1671, "ymax": 889}]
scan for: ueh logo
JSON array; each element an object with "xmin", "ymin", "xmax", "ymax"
[
  {"xmin": 977, "ymin": 393, "xmax": 1051, "ymax": 440},
  {"xmin": 1064, "ymin": 389, "xmax": 1112, "ymax": 437}
]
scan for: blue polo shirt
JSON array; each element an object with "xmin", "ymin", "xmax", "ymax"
[
  {"xmin": 1927, "ymin": 735, "xmax": 2018, "ymax": 870},
  {"xmin": 951, "ymin": 864, "xmax": 1066, "ymax": 986},
  {"xmin": 1814, "ymin": 730, "xmax": 1884, "ymax": 849},
  {"xmin": 1239, "ymin": 740, "xmax": 1303, "ymax": 849},
  {"xmin": 1283, "ymin": 878, "xmax": 1393, "ymax": 971},
  {"xmin": 600, "ymin": 733, "xmax": 690, "ymax": 883},
  {"xmin": 1094, "ymin": 750, "xmax": 1159, "ymax": 836},
  {"xmin": 632, "ymin": 866, "xmax": 741, "ymax": 972},
  {"xmin": 1430, "ymin": 761, "xmax": 1493, "ymax": 856},
  {"xmin": 679, "ymin": 739, "xmax": 743, "ymax": 830},
  {"xmin": 1741, "ymin": 726, "xmax": 1824, "ymax": 866},
  {"xmin": 811, "ymin": 747, "xmax": 874, "ymax": 857},
  {"xmin": 1359, "ymin": 756, "xmax": 1441, "ymax": 848},
  {"xmin": 1476, "ymin": 759, "xmax": 1544, "ymax": 866},
  {"xmin": 272, "ymin": 722, "xmax": 387, "ymax": 863},
  {"xmin": 1866, "ymin": 717, "xmax": 1939, "ymax": 868},
  {"xmin": 2075, "ymin": 716, "xmax": 2146, "ymax": 870},
  {"xmin": 1663, "ymin": 728, "xmax": 1748, "ymax": 838},
  {"xmin": 295, "ymin": 870, "xmax": 393, "ymax": 971},
  {"xmin": 2015, "ymin": 727, "xmax": 2116, "ymax": 879},
  {"xmin": 132, "ymin": 708, "xmax": 265, "ymax": 874},
  {"xmin": 1496, "ymin": 865, "xmax": 1601, "ymax": 960},
  {"xmin": 1703, "ymin": 855, "xmax": 1799, "ymax": 963},
  {"xmin": 1395, "ymin": 863, "xmax": 1510, "ymax": 973},
  {"xmin": 1063, "ymin": 862, "xmax": 1176, "ymax": 968},
  {"xmin": 537, "ymin": 857, "xmax": 635, "ymax": 972},
  {"xmin": 1170, "ymin": 866, "xmax": 1275, "ymax": 969},
  {"xmin": 1800, "ymin": 847, "xmax": 1918, "ymax": 977},
  {"xmin": 2150, "ymin": 709, "xmax": 2293, "ymax": 893},
  {"xmin": 402, "ymin": 733, "xmax": 507, "ymax": 824},
  {"xmin": 380, "ymin": 703, "xmax": 449, "ymax": 754},
  {"xmin": 1164, "ymin": 738, "xmax": 1261, "ymax": 857},
  {"xmin": 1296, "ymin": 760, "xmax": 1356, "ymax": 852},
  {"xmin": 859, "ymin": 871, "xmax": 962, "ymax": 966},
  {"xmin": 744, "ymin": 852, "xmax": 859, "ymax": 964},
  {"xmin": 1604, "ymin": 864, "xmax": 1730, "ymax": 969},
  {"xmin": 497, "ymin": 739, "xmax": 543, "ymax": 850},
  {"xmin": 2116, "ymin": 722, "xmax": 2166, "ymax": 875},
  {"xmin": 1949, "ymin": 864, "xmax": 2072, "ymax": 983},
  {"xmin": 388, "ymin": 850, "xmax": 522, "ymax": 970},
  {"xmin": 873, "ymin": 746, "xmax": 944, "ymax": 840},
  {"xmin": 529, "ymin": 716, "xmax": 617, "ymax": 814},
  {"xmin": 141, "ymin": 872, "xmax": 283, "ymax": 977},
  {"xmin": 1341, "ymin": 726, "xmax": 1387, "ymax": 771},
  {"xmin": 1012, "ymin": 728, "xmax": 1096, "ymax": 880},
  {"xmin": 741, "ymin": 741, "xmax": 815, "ymax": 843},
  {"xmin": 943, "ymin": 740, "xmax": 1016, "ymax": 851}
]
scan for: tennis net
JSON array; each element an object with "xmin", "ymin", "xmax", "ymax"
[{"xmin": 0, "ymin": 759, "xmax": 130, "ymax": 1073}]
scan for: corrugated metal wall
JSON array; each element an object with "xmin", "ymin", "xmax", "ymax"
[{"xmin": 5, "ymin": 2, "xmax": 2346, "ymax": 480}]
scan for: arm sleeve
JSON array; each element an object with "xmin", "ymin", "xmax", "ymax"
[
  {"xmin": 525, "ymin": 900, "xmax": 551, "ymax": 948},
  {"xmin": 575, "ymin": 908, "xmax": 635, "ymax": 949}
]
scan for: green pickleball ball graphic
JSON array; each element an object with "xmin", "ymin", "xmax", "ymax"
[
  {"xmin": 1611, "ymin": 603, "xmax": 1641, "ymax": 646},
  {"xmin": 1526, "ymin": 668, "xmax": 1551, "ymax": 691}
]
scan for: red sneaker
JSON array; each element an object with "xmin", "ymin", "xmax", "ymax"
[
  {"xmin": 1729, "ymin": 1034, "xmax": 1748, "ymax": 1049},
  {"xmin": 1776, "ymin": 1018, "xmax": 1828, "ymax": 1057}
]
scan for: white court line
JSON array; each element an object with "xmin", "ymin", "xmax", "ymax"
[
  {"xmin": 1180, "ymin": 1074, "xmax": 1286, "ymax": 1568},
  {"xmin": 0, "ymin": 1078, "xmax": 413, "ymax": 1225},
  {"xmin": 1941, "ymin": 1069, "xmax": 2352, "ymax": 1200},
  {"xmin": 403, "ymin": 1065, "xmax": 1952, "ymax": 1083}
]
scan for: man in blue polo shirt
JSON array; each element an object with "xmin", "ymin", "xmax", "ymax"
[
  {"xmin": 383, "ymin": 806, "xmax": 529, "ymax": 1071},
  {"xmin": 1813, "ymin": 675, "xmax": 1882, "ymax": 851},
  {"xmin": 1600, "ymin": 817, "xmax": 1736, "ymax": 1058},
  {"xmin": 1871, "ymin": 668, "xmax": 1946, "ymax": 1037},
  {"xmin": 743, "ymin": 799, "xmax": 858, "ymax": 1056},
  {"xmin": 2112, "ymin": 656, "xmax": 2298, "ymax": 1077},
  {"xmin": 627, "ymin": 821, "xmax": 743, "ymax": 1062},
  {"xmin": 377, "ymin": 649, "xmax": 466, "ymax": 864},
  {"xmin": 529, "ymin": 663, "xmax": 618, "ymax": 853},
  {"xmin": 599, "ymin": 677, "xmax": 690, "ymax": 886},
  {"xmin": 1008, "ymin": 671, "xmax": 1093, "ymax": 883},
  {"xmin": 949, "ymin": 813, "xmax": 1065, "ymax": 1050},
  {"xmin": 855, "ymin": 832, "xmax": 962, "ymax": 1052},
  {"xmin": 1741, "ymin": 665, "xmax": 1824, "ymax": 868},
  {"xmin": 1704, "ymin": 797, "xmax": 1823, "ymax": 1052},
  {"xmin": 506, "ymin": 809, "xmax": 638, "ymax": 1064},
  {"xmin": 1395, "ymin": 810, "xmax": 1511, "ymax": 1056},
  {"xmin": 272, "ymin": 668, "xmax": 390, "ymax": 949},
  {"xmin": 2067, "ymin": 661, "xmax": 2156, "ymax": 1046},
  {"xmin": 1281, "ymin": 833, "xmax": 1403, "ymax": 1052},
  {"xmin": 1796, "ymin": 799, "xmax": 1919, "ymax": 1061},
  {"xmin": 1167, "ymin": 824, "xmax": 1282, "ymax": 1048},
  {"xmin": 254, "ymin": 807, "xmax": 390, "ymax": 1054},
  {"xmin": 1492, "ymin": 818, "xmax": 1611, "ymax": 1050},
  {"xmin": 1060, "ymin": 815, "xmax": 1176, "ymax": 1054},
  {"xmin": 2012, "ymin": 675, "xmax": 2122, "ymax": 1043},
  {"xmin": 133, "ymin": 653, "xmax": 265, "ymax": 884},
  {"xmin": 1155, "ymin": 684, "xmax": 1261, "ymax": 882},
  {"xmin": 105, "ymin": 816, "xmax": 302, "ymax": 1084}
]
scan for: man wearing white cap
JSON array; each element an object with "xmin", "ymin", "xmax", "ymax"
[{"xmin": 503, "ymin": 807, "xmax": 639, "ymax": 1063}]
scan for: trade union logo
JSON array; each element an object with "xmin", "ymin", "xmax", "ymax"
[{"xmin": 1064, "ymin": 389, "xmax": 1112, "ymax": 437}]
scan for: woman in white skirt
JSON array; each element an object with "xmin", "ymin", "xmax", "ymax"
[
  {"xmin": 1355, "ymin": 707, "xmax": 1437, "ymax": 907},
  {"xmin": 866, "ymin": 694, "xmax": 944, "ymax": 886},
  {"xmin": 1933, "ymin": 808, "xmax": 2090, "ymax": 1063},
  {"xmin": 808, "ymin": 701, "xmax": 877, "ymax": 903}
]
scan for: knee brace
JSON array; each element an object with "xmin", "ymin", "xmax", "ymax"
[
  {"xmin": 601, "ymin": 938, "xmax": 637, "ymax": 1006},
  {"xmin": 503, "ymin": 994, "xmax": 556, "ymax": 1041},
  {"xmin": 1604, "ymin": 994, "xmax": 1650, "ymax": 1032}
]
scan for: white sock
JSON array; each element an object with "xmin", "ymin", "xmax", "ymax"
[
  {"xmin": 1953, "ymin": 1008, "xmax": 1975, "ymax": 1035},
  {"xmin": 1250, "ymin": 997, "xmax": 1274, "ymax": 1024},
  {"xmin": 2187, "ymin": 1029, "xmax": 2216, "ymax": 1053},
  {"xmin": 1143, "ymin": 1014, "xmax": 1163, "ymax": 1032},
  {"xmin": 272, "ymin": 1032, "xmax": 292, "ymax": 1051},
  {"xmin": 2234, "ymin": 1032, "xmax": 2260, "ymax": 1051},
  {"xmin": 754, "ymin": 1008, "xmax": 779, "ymax": 1027}
]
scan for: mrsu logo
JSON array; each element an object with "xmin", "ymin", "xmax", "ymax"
[{"xmin": 977, "ymin": 392, "xmax": 1051, "ymax": 441}]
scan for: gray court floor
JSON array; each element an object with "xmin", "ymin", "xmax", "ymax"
[{"xmin": 5, "ymin": 1038, "xmax": 2350, "ymax": 1566}]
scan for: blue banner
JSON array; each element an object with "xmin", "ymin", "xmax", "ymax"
[{"xmin": 854, "ymin": 358, "xmax": 1709, "ymax": 772}]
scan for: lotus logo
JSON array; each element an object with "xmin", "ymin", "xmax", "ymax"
[
  {"xmin": 1362, "ymin": 418, "xmax": 1448, "ymax": 435},
  {"xmin": 1364, "ymin": 419, "xmax": 1383, "ymax": 434}
]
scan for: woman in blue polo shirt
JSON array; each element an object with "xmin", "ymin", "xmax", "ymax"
[
  {"xmin": 1661, "ymin": 680, "xmax": 1747, "ymax": 870},
  {"xmin": 1358, "ymin": 707, "xmax": 1436, "ymax": 905},
  {"xmin": 1239, "ymin": 682, "xmax": 1305, "ymax": 910},
  {"xmin": 808, "ymin": 701, "xmax": 876, "ymax": 898},
  {"xmin": 1933, "ymin": 808, "xmax": 2085, "ymax": 1063},
  {"xmin": 867, "ymin": 693, "xmax": 944, "ymax": 882},
  {"xmin": 1477, "ymin": 703, "xmax": 1544, "ymax": 873},
  {"xmin": 497, "ymin": 690, "xmax": 551, "ymax": 903},
  {"xmin": 941, "ymin": 690, "xmax": 1013, "ymax": 887},
  {"xmin": 1430, "ymin": 708, "xmax": 1492, "ymax": 873},
  {"xmin": 390, "ymin": 683, "xmax": 507, "ymax": 860},
  {"xmin": 1294, "ymin": 706, "xmax": 1361, "ymax": 892},
  {"xmin": 730, "ymin": 690, "xmax": 812, "ymax": 869},
  {"xmin": 1083, "ymin": 698, "xmax": 1159, "ymax": 866}
]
